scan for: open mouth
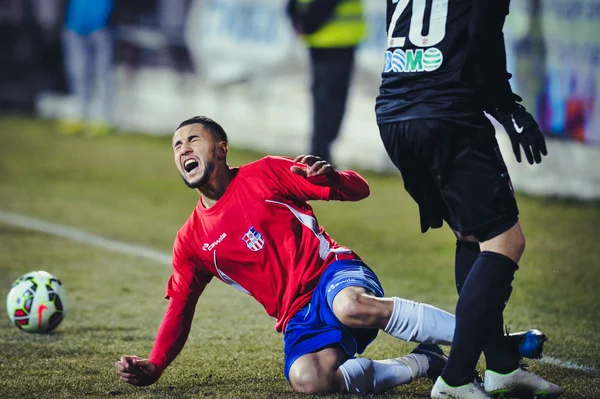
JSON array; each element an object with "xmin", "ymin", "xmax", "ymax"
[{"xmin": 183, "ymin": 158, "xmax": 199, "ymax": 174}]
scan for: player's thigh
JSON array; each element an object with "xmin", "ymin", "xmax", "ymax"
[
  {"xmin": 479, "ymin": 221, "xmax": 526, "ymax": 263},
  {"xmin": 323, "ymin": 260, "xmax": 386, "ymax": 326},
  {"xmin": 440, "ymin": 118, "xmax": 519, "ymax": 240},
  {"xmin": 332, "ymin": 286, "xmax": 392, "ymax": 329},
  {"xmin": 288, "ymin": 346, "xmax": 348, "ymax": 393}
]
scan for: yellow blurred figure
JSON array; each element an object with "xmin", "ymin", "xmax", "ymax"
[
  {"xmin": 287, "ymin": 0, "xmax": 365, "ymax": 165},
  {"xmin": 57, "ymin": 119, "xmax": 85, "ymax": 136},
  {"xmin": 56, "ymin": 119, "xmax": 112, "ymax": 137},
  {"xmin": 295, "ymin": 0, "xmax": 365, "ymax": 48},
  {"xmin": 85, "ymin": 121, "xmax": 113, "ymax": 137}
]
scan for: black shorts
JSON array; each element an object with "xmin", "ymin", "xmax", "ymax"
[{"xmin": 379, "ymin": 115, "xmax": 519, "ymax": 241}]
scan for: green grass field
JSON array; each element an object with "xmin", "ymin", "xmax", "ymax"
[{"xmin": 0, "ymin": 116, "xmax": 599, "ymax": 398}]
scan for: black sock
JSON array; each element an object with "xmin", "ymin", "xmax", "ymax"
[
  {"xmin": 455, "ymin": 241, "xmax": 480, "ymax": 295},
  {"xmin": 483, "ymin": 279, "xmax": 520, "ymax": 373},
  {"xmin": 483, "ymin": 302, "xmax": 520, "ymax": 374},
  {"xmin": 454, "ymin": 242, "xmax": 519, "ymax": 374},
  {"xmin": 442, "ymin": 251, "xmax": 518, "ymax": 387}
]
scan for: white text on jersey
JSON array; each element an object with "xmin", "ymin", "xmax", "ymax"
[{"xmin": 203, "ymin": 233, "xmax": 227, "ymax": 251}]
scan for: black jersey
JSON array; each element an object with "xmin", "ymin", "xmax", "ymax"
[{"xmin": 376, "ymin": 0, "xmax": 481, "ymax": 124}]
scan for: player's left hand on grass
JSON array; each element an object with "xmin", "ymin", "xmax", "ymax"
[
  {"xmin": 490, "ymin": 102, "xmax": 548, "ymax": 165},
  {"xmin": 291, "ymin": 155, "xmax": 335, "ymax": 177},
  {"xmin": 115, "ymin": 355, "xmax": 159, "ymax": 386}
]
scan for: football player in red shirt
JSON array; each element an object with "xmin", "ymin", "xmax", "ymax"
[{"xmin": 115, "ymin": 116, "xmax": 543, "ymax": 394}]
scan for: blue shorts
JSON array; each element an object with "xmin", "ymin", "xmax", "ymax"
[{"xmin": 283, "ymin": 259, "xmax": 384, "ymax": 380}]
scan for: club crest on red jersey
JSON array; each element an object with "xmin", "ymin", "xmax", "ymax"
[{"xmin": 241, "ymin": 226, "xmax": 264, "ymax": 252}]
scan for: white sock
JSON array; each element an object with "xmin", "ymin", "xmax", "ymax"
[
  {"xmin": 384, "ymin": 297, "xmax": 455, "ymax": 345},
  {"xmin": 339, "ymin": 354, "xmax": 429, "ymax": 393}
]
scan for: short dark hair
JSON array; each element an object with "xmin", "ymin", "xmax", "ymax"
[{"xmin": 177, "ymin": 116, "xmax": 228, "ymax": 143}]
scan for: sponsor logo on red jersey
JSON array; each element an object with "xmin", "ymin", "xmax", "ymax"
[{"xmin": 203, "ymin": 233, "xmax": 227, "ymax": 251}]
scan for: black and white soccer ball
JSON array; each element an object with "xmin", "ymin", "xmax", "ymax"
[{"xmin": 6, "ymin": 271, "xmax": 68, "ymax": 333}]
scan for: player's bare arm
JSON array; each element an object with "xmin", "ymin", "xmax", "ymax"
[{"xmin": 115, "ymin": 292, "xmax": 199, "ymax": 387}]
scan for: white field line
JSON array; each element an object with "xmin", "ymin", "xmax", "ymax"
[
  {"xmin": 540, "ymin": 356, "xmax": 598, "ymax": 374},
  {"xmin": 0, "ymin": 211, "xmax": 171, "ymax": 265},
  {"xmin": 0, "ymin": 210, "xmax": 597, "ymax": 375}
]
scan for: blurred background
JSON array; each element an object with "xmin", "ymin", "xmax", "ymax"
[{"xmin": 0, "ymin": 0, "xmax": 599, "ymax": 198}]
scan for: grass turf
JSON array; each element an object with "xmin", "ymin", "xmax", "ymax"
[{"xmin": 0, "ymin": 116, "xmax": 599, "ymax": 398}]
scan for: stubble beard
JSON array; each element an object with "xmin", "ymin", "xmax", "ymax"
[{"xmin": 182, "ymin": 160, "xmax": 215, "ymax": 189}]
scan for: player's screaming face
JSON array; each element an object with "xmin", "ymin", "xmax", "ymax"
[{"xmin": 172, "ymin": 124, "xmax": 226, "ymax": 189}]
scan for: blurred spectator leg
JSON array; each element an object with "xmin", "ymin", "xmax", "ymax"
[
  {"xmin": 158, "ymin": 0, "xmax": 187, "ymax": 69},
  {"xmin": 87, "ymin": 28, "xmax": 114, "ymax": 136},
  {"xmin": 309, "ymin": 47, "xmax": 356, "ymax": 165},
  {"xmin": 58, "ymin": 29, "xmax": 89, "ymax": 135}
]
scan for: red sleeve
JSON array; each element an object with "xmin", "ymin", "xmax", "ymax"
[
  {"xmin": 307, "ymin": 170, "xmax": 371, "ymax": 201},
  {"xmin": 262, "ymin": 156, "xmax": 370, "ymax": 202},
  {"xmin": 149, "ymin": 233, "xmax": 211, "ymax": 376},
  {"xmin": 148, "ymin": 296, "xmax": 197, "ymax": 375},
  {"xmin": 165, "ymin": 233, "xmax": 213, "ymax": 301}
]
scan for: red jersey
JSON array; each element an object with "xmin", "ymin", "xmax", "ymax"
[{"xmin": 165, "ymin": 156, "xmax": 370, "ymax": 333}]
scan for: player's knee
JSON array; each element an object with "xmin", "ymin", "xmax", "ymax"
[
  {"xmin": 499, "ymin": 223, "xmax": 526, "ymax": 257},
  {"xmin": 514, "ymin": 231, "xmax": 526, "ymax": 255},
  {"xmin": 481, "ymin": 222, "xmax": 526, "ymax": 262},
  {"xmin": 289, "ymin": 364, "xmax": 334, "ymax": 393}
]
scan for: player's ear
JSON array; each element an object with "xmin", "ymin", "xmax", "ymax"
[{"xmin": 217, "ymin": 141, "xmax": 228, "ymax": 160}]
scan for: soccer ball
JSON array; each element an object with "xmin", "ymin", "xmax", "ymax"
[{"xmin": 6, "ymin": 271, "xmax": 68, "ymax": 333}]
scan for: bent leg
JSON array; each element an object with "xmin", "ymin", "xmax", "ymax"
[
  {"xmin": 332, "ymin": 286, "xmax": 455, "ymax": 345},
  {"xmin": 288, "ymin": 346, "xmax": 347, "ymax": 393},
  {"xmin": 288, "ymin": 345, "xmax": 432, "ymax": 394},
  {"xmin": 285, "ymin": 259, "xmax": 449, "ymax": 394},
  {"xmin": 339, "ymin": 354, "xmax": 430, "ymax": 393}
]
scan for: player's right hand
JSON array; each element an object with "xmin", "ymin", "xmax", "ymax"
[
  {"xmin": 490, "ymin": 103, "xmax": 548, "ymax": 165},
  {"xmin": 115, "ymin": 355, "xmax": 159, "ymax": 386},
  {"xmin": 291, "ymin": 155, "xmax": 335, "ymax": 177}
]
